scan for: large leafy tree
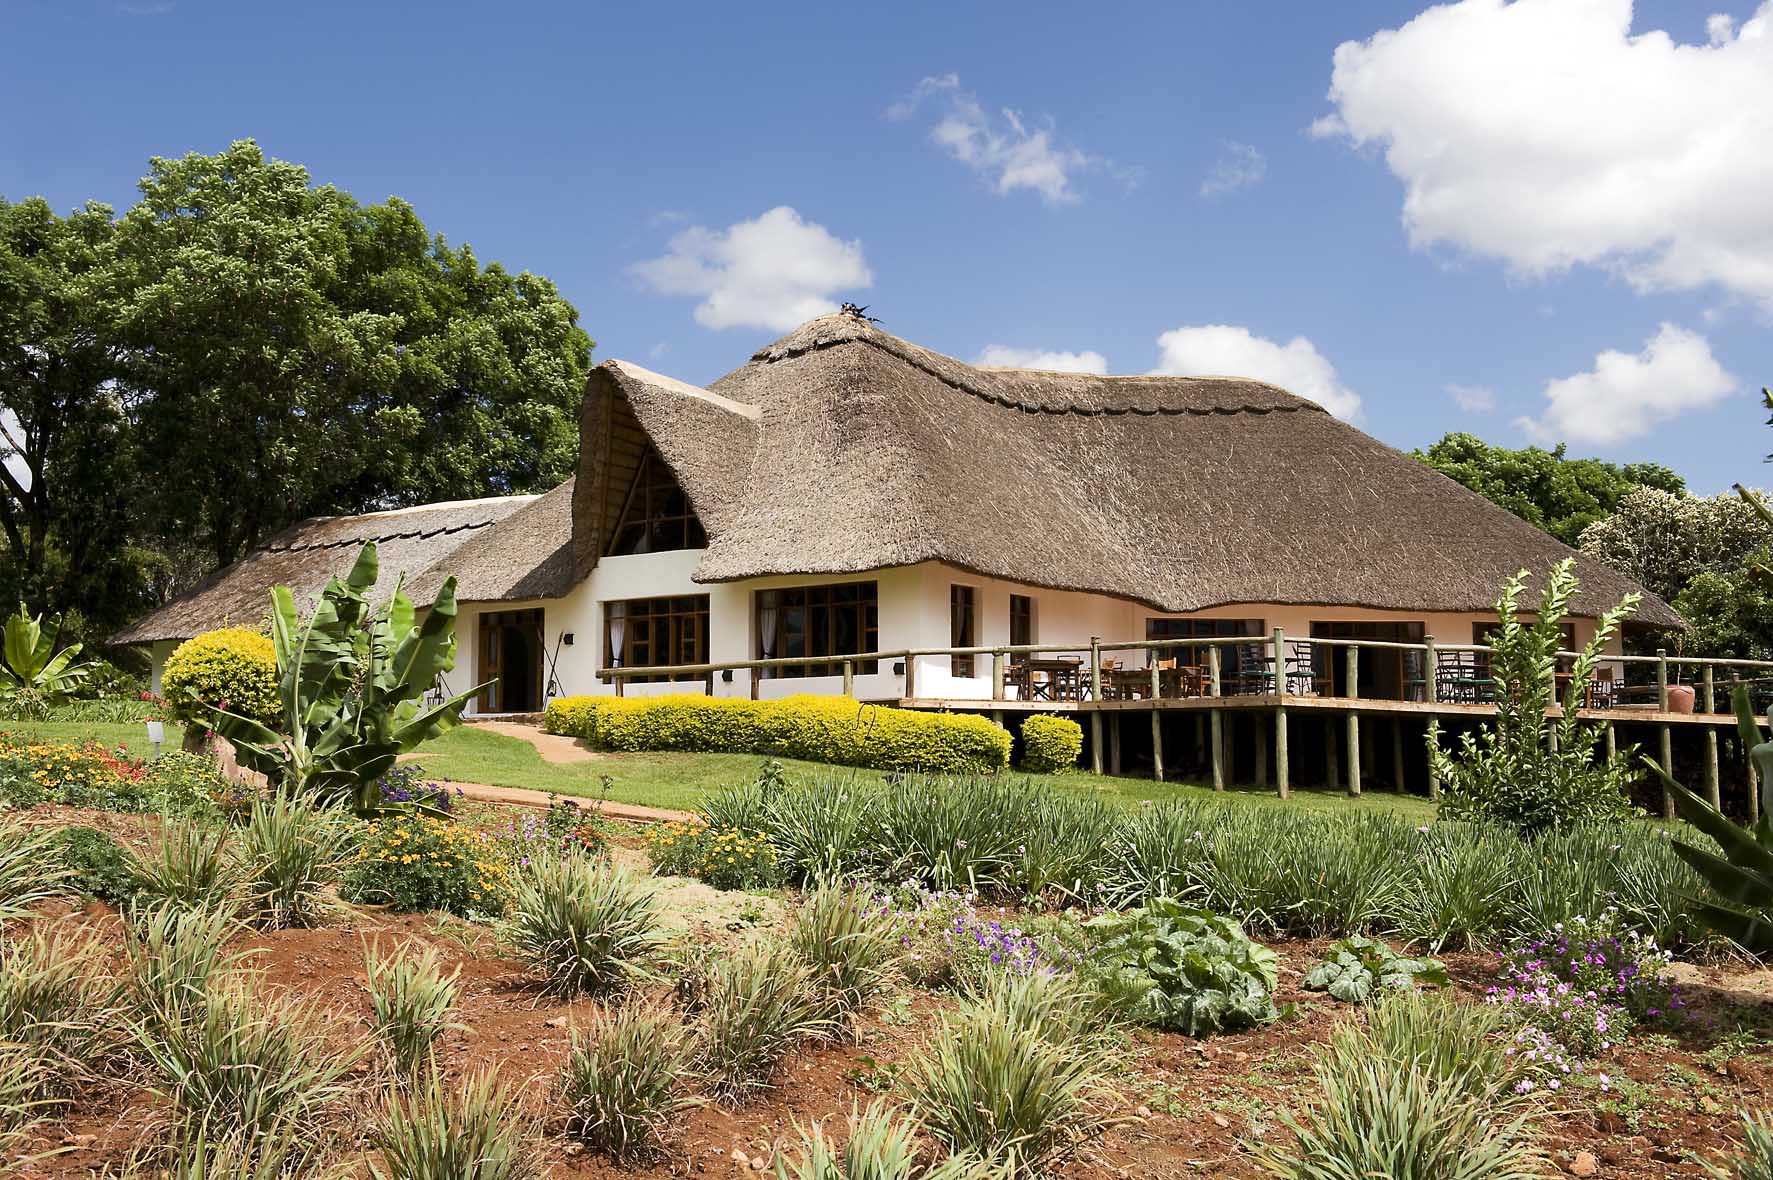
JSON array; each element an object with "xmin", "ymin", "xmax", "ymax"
[{"xmin": 1415, "ymin": 433, "xmax": 1685, "ymax": 547}]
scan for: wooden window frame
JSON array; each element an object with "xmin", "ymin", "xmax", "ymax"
[
  {"xmin": 759, "ymin": 582, "xmax": 879, "ymax": 678},
  {"xmin": 1009, "ymin": 594, "xmax": 1035, "ymax": 650},
  {"xmin": 951, "ymin": 584, "xmax": 977, "ymax": 677},
  {"xmin": 606, "ymin": 450, "xmax": 707, "ymax": 556},
  {"xmin": 605, "ymin": 595, "xmax": 709, "ymax": 683}
]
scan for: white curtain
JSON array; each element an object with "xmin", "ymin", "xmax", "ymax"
[
  {"xmin": 606, "ymin": 601, "xmax": 627, "ymax": 667},
  {"xmin": 758, "ymin": 591, "xmax": 779, "ymax": 680}
]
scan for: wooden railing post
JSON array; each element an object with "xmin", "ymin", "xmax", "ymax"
[
  {"xmin": 1088, "ymin": 636, "xmax": 1104, "ymax": 776},
  {"xmin": 1089, "ymin": 636, "xmax": 1103, "ymax": 702},
  {"xmin": 1208, "ymin": 645, "xmax": 1225, "ymax": 791},
  {"xmin": 1272, "ymin": 626, "xmax": 1289, "ymax": 799},
  {"xmin": 992, "ymin": 650, "xmax": 1006, "ymax": 702},
  {"xmin": 1705, "ymin": 665, "xmax": 1721, "ymax": 809},
  {"xmin": 1148, "ymin": 658, "xmax": 1164, "ymax": 783},
  {"xmin": 1424, "ymin": 637, "xmax": 1439, "ymax": 799},
  {"xmin": 1657, "ymin": 648, "xmax": 1673, "ymax": 819},
  {"xmin": 842, "ymin": 659, "xmax": 855, "ymax": 699},
  {"xmin": 1346, "ymin": 646, "xmax": 1362, "ymax": 796}
]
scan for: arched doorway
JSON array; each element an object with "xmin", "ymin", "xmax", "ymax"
[{"xmin": 478, "ymin": 609, "xmax": 545, "ymax": 713}]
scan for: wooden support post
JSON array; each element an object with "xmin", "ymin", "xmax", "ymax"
[
  {"xmin": 1209, "ymin": 646, "xmax": 1225, "ymax": 792},
  {"xmin": 1657, "ymin": 648, "xmax": 1673, "ymax": 819},
  {"xmin": 1705, "ymin": 666, "xmax": 1721, "ymax": 809},
  {"xmin": 1391, "ymin": 718, "xmax": 1405, "ymax": 794},
  {"xmin": 1151, "ymin": 711, "xmax": 1165, "ymax": 784},
  {"xmin": 842, "ymin": 659, "xmax": 855, "ymax": 699},
  {"xmin": 1346, "ymin": 646, "xmax": 1362, "ymax": 797},
  {"xmin": 1090, "ymin": 713, "xmax": 1104, "ymax": 775},
  {"xmin": 614, "ymin": 672, "xmax": 625, "ymax": 699},
  {"xmin": 1605, "ymin": 723, "xmax": 1616, "ymax": 760},
  {"xmin": 904, "ymin": 654, "xmax": 915, "ymax": 700},
  {"xmin": 991, "ymin": 710, "xmax": 1005, "ymax": 731},
  {"xmin": 992, "ymin": 651, "xmax": 1005, "ymax": 701},
  {"xmin": 1109, "ymin": 716, "xmax": 1123, "ymax": 776},
  {"xmin": 1271, "ymin": 626, "xmax": 1289, "ymax": 799},
  {"xmin": 1424, "ymin": 638, "xmax": 1440, "ymax": 799},
  {"xmin": 1326, "ymin": 720, "xmax": 1340, "ymax": 793}
]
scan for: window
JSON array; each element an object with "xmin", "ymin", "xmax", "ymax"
[
  {"xmin": 1473, "ymin": 621, "xmax": 1577, "ymax": 675},
  {"xmin": 607, "ymin": 450, "xmax": 706, "ymax": 555},
  {"xmin": 604, "ymin": 595, "xmax": 709, "ymax": 682},
  {"xmin": 951, "ymin": 585, "xmax": 977, "ymax": 677},
  {"xmin": 1145, "ymin": 617, "xmax": 1263, "ymax": 674},
  {"xmin": 1310, "ymin": 621, "xmax": 1426, "ymax": 698},
  {"xmin": 757, "ymin": 582, "xmax": 879, "ymax": 678},
  {"xmin": 1009, "ymin": 595, "xmax": 1034, "ymax": 648}
]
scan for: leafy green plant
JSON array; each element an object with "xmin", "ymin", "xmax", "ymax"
[
  {"xmin": 144, "ymin": 752, "xmax": 231, "ymax": 820},
  {"xmin": 126, "ymin": 822, "xmax": 240, "ymax": 916},
  {"xmin": 191, "ymin": 542, "xmax": 484, "ymax": 813},
  {"xmin": 558, "ymin": 1003, "xmax": 696, "ymax": 1162},
  {"xmin": 1646, "ymin": 684, "xmax": 1773, "ymax": 952},
  {"xmin": 342, "ymin": 814, "xmax": 511, "ymax": 917},
  {"xmin": 695, "ymin": 945, "xmax": 830, "ymax": 1102},
  {"xmin": 160, "ymin": 628, "xmax": 281, "ymax": 731},
  {"xmin": 1018, "ymin": 715, "xmax": 1082, "ymax": 774},
  {"xmin": 1083, "ymin": 898, "xmax": 1280, "ymax": 1036},
  {"xmin": 363, "ymin": 942, "xmax": 461, "ymax": 1079},
  {"xmin": 0, "ymin": 601, "xmax": 94, "ymax": 717},
  {"xmin": 789, "ymin": 884, "xmax": 900, "ymax": 1036},
  {"xmin": 51, "ymin": 825, "xmax": 139, "ymax": 905},
  {"xmin": 134, "ymin": 977, "xmax": 359, "ymax": 1139},
  {"xmin": 369, "ymin": 1068, "xmax": 538, "ymax": 1180},
  {"xmin": 903, "ymin": 973, "xmax": 1118, "ymax": 1172},
  {"xmin": 233, "ymin": 797, "xmax": 349, "ymax": 929},
  {"xmin": 1303, "ymin": 936, "xmax": 1448, "ymax": 1004},
  {"xmin": 1433, "ymin": 559, "xmax": 1640, "ymax": 833},
  {"xmin": 1704, "ymin": 1111, "xmax": 1773, "ymax": 1180},
  {"xmin": 500, "ymin": 857, "xmax": 663, "ymax": 997}
]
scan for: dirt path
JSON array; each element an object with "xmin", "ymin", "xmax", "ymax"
[
  {"xmin": 444, "ymin": 779, "xmax": 692, "ymax": 824},
  {"xmin": 465, "ymin": 719, "xmax": 601, "ymax": 764}
]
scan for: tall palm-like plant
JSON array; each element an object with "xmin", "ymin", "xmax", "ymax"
[
  {"xmin": 0, "ymin": 603, "xmax": 93, "ymax": 716},
  {"xmin": 190, "ymin": 543, "xmax": 485, "ymax": 815}
]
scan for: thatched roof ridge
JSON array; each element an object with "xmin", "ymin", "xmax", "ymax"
[
  {"xmin": 624, "ymin": 313, "xmax": 1680, "ymax": 626},
  {"xmin": 111, "ymin": 495, "xmax": 540, "ymax": 645},
  {"xmin": 406, "ymin": 479, "xmax": 577, "ymax": 606}
]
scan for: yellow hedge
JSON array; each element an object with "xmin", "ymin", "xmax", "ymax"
[
  {"xmin": 161, "ymin": 627, "xmax": 280, "ymax": 728},
  {"xmin": 1020, "ymin": 714, "xmax": 1083, "ymax": 773},
  {"xmin": 544, "ymin": 693, "xmax": 1010, "ymax": 775}
]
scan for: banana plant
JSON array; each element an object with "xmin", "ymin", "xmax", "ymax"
[
  {"xmin": 1643, "ymin": 681, "xmax": 1773, "ymax": 953},
  {"xmin": 190, "ymin": 543, "xmax": 488, "ymax": 815},
  {"xmin": 0, "ymin": 602, "xmax": 94, "ymax": 716}
]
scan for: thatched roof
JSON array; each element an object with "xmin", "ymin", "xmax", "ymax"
[
  {"xmin": 580, "ymin": 312, "xmax": 1681, "ymax": 626},
  {"xmin": 112, "ymin": 495, "xmax": 543, "ymax": 645}
]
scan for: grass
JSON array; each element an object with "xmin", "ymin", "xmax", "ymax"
[
  {"xmin": 0, "ymin": 720, "xmax": 189, "ymax": 758},
  {"xmin": 408, "ymin": 724, "xmax": 1440, "ymax": 819}
]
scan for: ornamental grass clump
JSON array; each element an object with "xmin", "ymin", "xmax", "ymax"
[
  {"xmin": 695, "ymin": 945, "xmax": 830, "ymax": 1102},
  {"xmin": 0, "ymin": 924, "xmax": 122, "ymax": 1095},
  {"xmin": 140, "ymin": 1120, "xmax": 352, "ymax": 1180},
  {"xmin": 126, "ymin": 822, "xmax": 240, "ymax": 917},
  {"xmin": 0, "ymin": 816, "xmax": 71, "ymax": 929},
  {"xmin": 789, "ymin": 885, "xmax": 900, "ymax": 1035},
  {"xmin": 903, "ymin": 972, "xmax": 1119, "ymax": 1173},
  {"xmin": 0, "ymin": 1044, "xmax": 48, "ymax": 1161},
  {"xmin": 772, "ymin": 1100, "xmax": 1015, "ymax": 1180},
  {"xmin": 121, "ymin": 903, "xmax": 249, "ymax": 1025},
  {"xmin": 501, "ymin": 856, "xmax": 663, "ymax": 997},
  {"xmin": 369, "ymin": 1068, "xmax": 539, "ymax": 1180},
  {"xmin": 1704, "ymin": 1112, "xmax": 1773, "ymax": 1180},
  {"xmin": 363, "ymin": 942, "xmax": 461, "ymax": 1079},
  {"xmin": 558, "ymin": 1003, "xmax": 696, "ymax": 1162},
  {"xmin": 233, "ymin": 797, "xmax": 350, "ymax": 930}
]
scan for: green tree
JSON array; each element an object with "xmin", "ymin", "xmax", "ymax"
[
  {"xmin": 1414, "ymin": 433, "xmax": 1684, "ymax": 547},
  {"xmin": 1577, "ymin": 487, "xmax": 1772, "ymax": 606}
]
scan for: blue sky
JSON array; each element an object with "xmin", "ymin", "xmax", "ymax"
[{"xmin": 3, "ymin": 0, "xmax": 1769, "ymax": 490}]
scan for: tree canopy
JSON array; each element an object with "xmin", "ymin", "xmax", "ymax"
[
  {"xmin": 0, "ymin": 140, "xmax": 592, "ymax": 647},
  {"xmin": 1414, "ymin": 433, "xmax": 1685, "ymax": 548}
]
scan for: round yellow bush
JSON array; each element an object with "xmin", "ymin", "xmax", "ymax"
[
  {"xmin": 1020, "ymin": 714, "xmax": 1083, "ymax": 774},
  {"xmin": 161, "ymin": 627, "xmax": 280, "ymax": 728}
]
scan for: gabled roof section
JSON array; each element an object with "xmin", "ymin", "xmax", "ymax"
[{"xmin": 592, "ymin": 312, "xmax": 1681, "ymax": 626}]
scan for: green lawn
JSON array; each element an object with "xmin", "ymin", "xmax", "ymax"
[
  {"xmin": 407, "ymin": 724, "xmax": 1439, "ymax": 819},
  {"xmin": 4, "ymin": 720, "xmax": 190, "ymax": 758}
]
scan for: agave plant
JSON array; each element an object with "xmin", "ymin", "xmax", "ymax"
[
  {"xmin": 1644, "ymin": 682, "xmax": 1773, "ymax": 952},
  {"xmin": 190, "ymin": 542, "xmax": 485, "ymax": 815},
  {"xmin": 0, "ymin": 602, "xmax": 93, "ymax": 716}
]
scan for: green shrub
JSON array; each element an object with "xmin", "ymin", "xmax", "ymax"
[
  {"xmin": 1302, "ymin": 936, "xmax": 1448, "ymax": 1003},
  {"xmin": 0, "ymin": 748, "xmax": 45, "ymax": 809},
  {"xmin": 121, "ymin": 904, "xmax": 246, "ymax": 1024},
  {"xmin": 789, "ymin": 885, "xmax": 900, "ymax": 1036},
  {"xmin": 143, "ymin": 752, "xmax": 230, "ymax": 820},
  {"xmin": 160, "ymin": 627, "xmax": 280, "ymax": 730},
  {"xmin": 364, "ymin": 942, "xmax": 461, "ymax": 1079},
  {"xmin": 500, "ymin": 857, "xmax": 663, "ymax": 997},
  {"xmin": 370, "ymin": 1068, "xmax": 538, "ymax": 1180},
  {"xmin": 1018, "ymin": 715, "xmax": 1082, "ymax": 774},
  {"xmin": 558, "ymin": 1004, "xmax": 695, "ymax": 1162},
  {"xmin": 642, "ymin": 820, "xmax": 780, "ymax": 890},
  {"xmin": 903, "ymin": 973, "xmax": 1117, "ymax": 1172},
  {"xmin": 695, "ymin": 945, "xmax": 829, "ymax": 1102},
  {"xmin": 545, "ymin": 693, "xmax": 1011, "ymax": 775},
  {"xmin": 233, "ymin": 798, "xmax": 349, "ymax": 930},
  {"xmin": 1084, "ymin": 898, "xmax": 1279, "ymax": 1036},
  {"xmin": 1705, "ymin": 1112, "xmax": 1773, "ymax": 1180},
  {"xmin": 126, "ymin": 822, "xmax": 240, "ymax": 916},
  {"xmin": 342, "ymin": 815, "xmax": 511, "ymax": 918},
  {"xmin": 51, "ymin": 826, "xmax": 139, "ymax": 905}
]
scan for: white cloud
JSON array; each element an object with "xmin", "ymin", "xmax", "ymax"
[
  {"xmin": 974, "ymin": 345, "xmax": 1109, "ymax": 374},
  {"xmin": 1315, "ymin": 0, "xmax": 1773, "ymax": 306},
  {"xmin": 1447, "ymin": 383, "xmax": 1497, "ymax": 413},
  {"xmin": 1151, "ymin": 325, "xmax": 1362, "ymax": 419},
  {"xmin": 1200, "ymin": 141, "xmax": 1266, "ymax": 198},
  {"xmin": 1515, "ymin": 323, "xmax": 1735, "ymax": 446},
  {"xmin": 888, "ymin": 75, "xmax": 1106, "ymax": 206},
  {"xmin": 629, "ymin": 206, "xmax": 871, "ymax": 332}
]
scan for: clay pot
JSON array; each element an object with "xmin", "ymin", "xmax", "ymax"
[{"xmin": 1666, "ymin": 684, "xmax": 1696, "ymax": 714}]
